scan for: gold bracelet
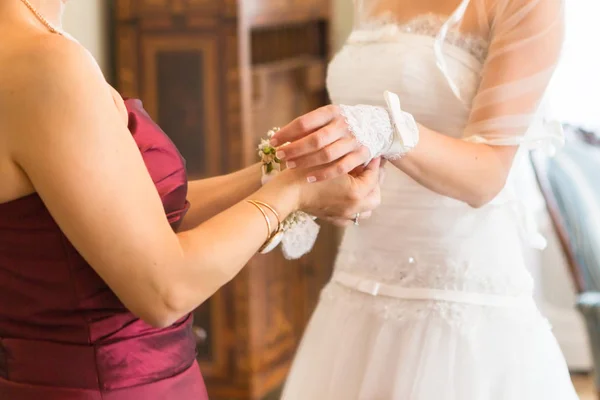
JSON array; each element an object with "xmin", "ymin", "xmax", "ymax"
[
  {"xmin": 247, "ymin": 200, "xmax": 272, "ymax": 243},
  {"xmin": 247, "ymin": 200, "xmax": 285, "ymax": 254},
  {"xmin": 252, "ymin": 200, "xmax": 281, "ymax": 234}
]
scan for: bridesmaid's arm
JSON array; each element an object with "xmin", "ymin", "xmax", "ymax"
[
  {"xmin": 181, "ymin": 164, "xmax": 262, "ymax": 231},
  {"xmin": 4, "ymin": 37, "xmax": 382, "ymax": 329}
]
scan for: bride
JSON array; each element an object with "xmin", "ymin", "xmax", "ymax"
[{"xmin": 272, "ymin": 0, "xmax": 579, "ymax": 398}]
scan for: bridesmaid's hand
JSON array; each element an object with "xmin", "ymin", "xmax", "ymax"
[
  {"xmin": 275, "ymin": 157, "xmax": 383, "ymax": 224},
  {"xmin": 321, "ymin": 159, "xmax": 387, "ymax": 226},
  {"xmin": 270, "ymin": 105, "xmax": 368, "ymax": 183}
]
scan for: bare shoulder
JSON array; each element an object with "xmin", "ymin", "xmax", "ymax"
[
  {"xmin": 0, "ymin": 34, "xmax": 108, "ymax": 119},
  {"xmin": 15, "ymin": 33, "xmax": 102, "ymax": 78},
  {"xmin": 0, "ymin": 34, "xmax": 114, "ymax": 201},
  {"xmin": 0, "ymin": 34, "xmax": 116, "ymax": 143}
]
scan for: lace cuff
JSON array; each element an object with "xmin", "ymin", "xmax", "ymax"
[
  {"xmin": 339, "ymin": 91, "xmax": 420, "ymax": 160},
  {"xmin": 339, "ymin": 104, "xmax": 394, "ymax": 159}
]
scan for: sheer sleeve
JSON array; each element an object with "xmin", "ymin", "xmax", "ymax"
[{"xmin": 462, "ymin": 0, "xmax": 565, "ymax": 152}]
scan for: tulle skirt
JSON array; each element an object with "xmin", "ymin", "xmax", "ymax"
[{"xmin": 282, "ymin": 283, "xmax": 579, "ymax": 400}]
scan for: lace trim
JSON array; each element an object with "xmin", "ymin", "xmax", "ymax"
[
  {"xmin": 339, "ymin": 104, "xmax": 394, "ymax": 158},
  {"xmin": 334, "ymin": 250, "xmax": 535, "ymax": 297},
  {"xmin": 320, "ymin": 283, "xmax": 551, "ymax": 334},
  {"xmin": 352, "ymin": 13, "xmax": 489, "ymax": 63}
]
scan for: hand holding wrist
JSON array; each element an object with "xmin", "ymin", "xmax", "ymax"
[{"xmin": 267, "ymin": 91, "xmax": 419, "ymax": 183}]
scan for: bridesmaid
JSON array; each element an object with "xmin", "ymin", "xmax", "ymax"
[{"xmin": 0, "ymin": 1, "xmax": 382, "ymax": 399}]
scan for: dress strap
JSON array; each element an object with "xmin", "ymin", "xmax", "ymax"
[{"xmin": 434, "ymin": 0, "xmax": 472, "ymax": 107}]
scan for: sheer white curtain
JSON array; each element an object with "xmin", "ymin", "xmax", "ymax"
[
  {"xmin": 332, "ymin": 0, "xmax": 355, "ymax": 52},
  {"xmin": 549, "ymin": 0, "xmax": 600, "ymax": 131}
]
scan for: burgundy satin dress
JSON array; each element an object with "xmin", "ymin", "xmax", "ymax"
[{"xmin": 0, "ymin": 99, "xmax": 209, "ymax": 400}]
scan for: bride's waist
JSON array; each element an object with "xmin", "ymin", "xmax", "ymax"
[
  {"xmin": 333, "ymin": 250, "xmax": 534, "ymax": 296},
  {"xmin": 330, "ymin": 269, "xmax": 535, "ymax": 301},
  {"xmin": 339, "ymin": 223, "xmax": 525, "ymax": 263},
  {"xmin": 362, "ymin": 190, "xmax": 522, "ymax": 233}
]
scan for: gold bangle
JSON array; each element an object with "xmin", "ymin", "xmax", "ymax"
[
  {"xmin": 247, "ymin": 200, "xmax": 285, "ymax": 254},
  {"xmin": 247, "ymin": 200, "xmax": 272, "ymax": 242},
  {"xmin": 252, "ymin": 200, "xmax": 281, "ymax": 234}
]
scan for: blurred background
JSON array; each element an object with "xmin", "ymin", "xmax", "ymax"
[{"xmin": 63, "ymin": 1, "xmax": 599, "ymax": 399}]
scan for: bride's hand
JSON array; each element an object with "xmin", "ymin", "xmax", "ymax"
[{"xmin": 270, "ymin": 105, "xmax": 369, "ymax": 182}]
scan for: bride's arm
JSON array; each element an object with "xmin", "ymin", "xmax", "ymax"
[
  {"xmin": 389, "ymin": 128, "xmax": 517, "ymax": 207},
  {"xmin": 270, "ymin": 0, "xmax": 564, "ymax": 208},
  {"xmin": 271, "ymin": 108, "xmax": 517, "ymax": 207},
  {"xmin": 181, "ymin": 164, "xmax": 262, "ymax": 230}
]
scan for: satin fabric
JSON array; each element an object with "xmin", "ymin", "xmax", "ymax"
[{"xmin": 0, "ymin": 99, "xmax": 207, "ymax": 399}]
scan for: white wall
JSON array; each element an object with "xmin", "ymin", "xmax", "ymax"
[
  {"xmin": 548, "ymin": 0, "xmax": 600, "ymax": 132},
  {"xmin": 332, "ymin": 0, "xmax": 354, "ymax": 53},
  {"xmin": 62, "ymin": 0, "xmax": 109, "ymax": 74}
]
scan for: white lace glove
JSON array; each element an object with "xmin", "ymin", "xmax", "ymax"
[{"xmin": 339, "ymin": 91, "xmax": 420, "ymax": 160}]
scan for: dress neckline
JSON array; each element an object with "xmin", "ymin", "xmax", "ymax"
[{"xmin": 349, "ymin": 13, "xmax": 489, "ymax": 64}]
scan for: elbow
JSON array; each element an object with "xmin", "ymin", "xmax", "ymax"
[
  {"xmin": 139, "ymin": 285, "xmax": 215, "ymax": 329},
  {"xmin": 466, "ymin": 179, "xmax": 507, "ymax": 209},
  {"xmin": 136, "ymin": 302, "xmax": 183, "ymax": 329},
  {"xmin": 123, "ymin": 256, "xmax": 231, "ymax": 328},
  {"xmin": 467, "ymin": 195, "xmax": 495, "ymax": 209},
  {"xmin": 130, "ymin": 291, "xmax": 196, "ymax": 329}
]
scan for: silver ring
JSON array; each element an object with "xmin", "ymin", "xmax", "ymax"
[{"xmin": 353, "ymin": 213, "xmax": 361, "ymax": 226}]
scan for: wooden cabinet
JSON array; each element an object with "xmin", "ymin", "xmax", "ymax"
[{"xmin": 112, "ymin": 1, "xmax": 337, "ymax": 398}]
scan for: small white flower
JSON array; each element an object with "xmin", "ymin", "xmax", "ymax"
[{"xmin": 258, "ymin": 139, "xmax": 270, "ymax": 152}]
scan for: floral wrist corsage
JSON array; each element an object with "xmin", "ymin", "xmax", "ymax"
[{"xmin": 257, "ymin": 128, "xmax": 320, "ymax": 260}]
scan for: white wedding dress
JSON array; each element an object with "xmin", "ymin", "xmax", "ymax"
[{"xmin": 281, "ymin": 11, "xmax": 579, "ymax": 400}]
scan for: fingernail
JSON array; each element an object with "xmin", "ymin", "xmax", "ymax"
[
  {"xmin": 270, "ymin": 139, "xmax": 279, "ymax": 147},
  {"xmin": 307, "ymin": 176, "xmax": 316, "ymax": 183},
  {"xmin": 276, "ymin": 151, "xmax": 285, "ymax": 159},
  {"xmin": 286, "ymin": 161, "xmax": 296, "ymax": 169}
]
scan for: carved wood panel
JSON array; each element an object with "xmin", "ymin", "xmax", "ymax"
[
  {"xmin": 245, "ymin": 0, "xmax": 330, "ymax": 27},
  {"xmin": 245, "ymin": 60, "xmax": 335, "ymax": 399},
  {"xmin": 114, "ymin": 24, "xmax": 140, "ymax": 98},
  {"xmin": 117, "ymin": 0, "xmax": 221, "ymax": 17},
  {"xmin": 141, "ymin": 35, "xmax": 221, "ymax": 179}
]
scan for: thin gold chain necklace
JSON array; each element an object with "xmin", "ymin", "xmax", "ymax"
[{"xmin": 19, "ymin": 0, "xmax": 63, "ymax": 36}]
